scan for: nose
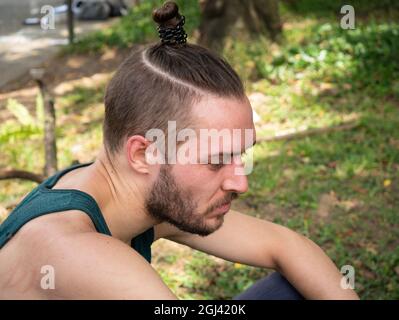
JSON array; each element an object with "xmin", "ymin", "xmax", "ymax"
[{"xmin": 221, "ymin": 156, "xmax": 249, "ymax": 194}]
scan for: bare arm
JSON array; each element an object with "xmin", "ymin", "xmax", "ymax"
[
  {"xmin": 44, "ymin": 232, "xmax": 177, "ymax": 299},
  {"xmin": 155, "ymin": 210, "xmax": 359, "ymax": 300},
  {"xmin": 271, "ymin": 226, "xmax": 359, "ymax": 299}
]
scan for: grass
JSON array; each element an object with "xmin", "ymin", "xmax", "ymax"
[
  {"xmin": 220, "ymin": 9, "xmax": 399, "ymax": 299},
  {"xmin": 1, "ymin": 1, "xmax": 398, "ymax": 299}
]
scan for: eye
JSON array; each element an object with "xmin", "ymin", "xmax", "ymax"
[{"xmin": 209, "ymin": 163, "xmax": 225, "ymax": 171}]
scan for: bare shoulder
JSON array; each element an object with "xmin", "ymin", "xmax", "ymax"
[
  {"xmin": 0, "ymin": 210, "xmax": 176, "ymax": 300},
  {"xmin": 45, "ymin": 231, "xmax": 176, "ymax": 299}
]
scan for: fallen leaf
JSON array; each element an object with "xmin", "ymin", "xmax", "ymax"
[
  {"xmin": 301, "ymin": 157, "xmax": 311, "ymax": 164},
  {"xmin": 327, "ymin": 161, "xmax": 337, "ymax": 169},
  {"xmin": 362, "ymin": 270, "xmax": 376, "ymax": 280},
  {"xmin": 317, "ymin": 192, "xmax": 338, "ymax": 218},
  {"xmin": 339, "ymin": 199, "xmax": 362, "ymax": 212},
  {"xmin": 384, "ymin": 179, "xmax": 391, "ymax": 188},
  {"xmin": 352, "ymin": 185, "xmax": 368, "ymax": 194}
]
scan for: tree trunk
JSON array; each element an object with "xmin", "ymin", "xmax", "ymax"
[
  {"xmin": 67, "ymin": 0, "xmax": 74, "ymax": 44},
  {"xmin": 34, "ymin": 79, "xmax": 58, "ymax": 177},
  {"xmin": 198, "ymin": 0, "xmax": 237, "ymax": 53},
  {"xmin": 198, "ymin": 0, "xmax": 282, "ymax": 52},
  {"xmin": 252, "ymin": 0, "xmax": 282, "ymax": 41}
]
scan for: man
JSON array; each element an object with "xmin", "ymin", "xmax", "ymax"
[{"xmin": 0, "ymin": 7, "xmax": 359, "ymax": 298}]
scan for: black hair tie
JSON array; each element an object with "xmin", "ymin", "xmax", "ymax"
[{"xmin": 157, "ymin": 15, "xmax": 187, "ymax": 45}]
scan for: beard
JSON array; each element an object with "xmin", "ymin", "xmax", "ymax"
[{"xmin": 145, "ymin": 165, "xmax": 238, "ymax": 236}]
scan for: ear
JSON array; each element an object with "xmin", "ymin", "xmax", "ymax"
[{"xmin": 125, "ymin": 135, "xmax": 150, "ymax": 174}]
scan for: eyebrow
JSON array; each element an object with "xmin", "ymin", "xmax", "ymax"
[{"xmin": 210, "ymin": 139, "xmax": 257, "ymax": 157}]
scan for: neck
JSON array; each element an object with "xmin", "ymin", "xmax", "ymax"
[{"xmin": 81, "ymin": 147, "xmax": 159, "ymax": 244}]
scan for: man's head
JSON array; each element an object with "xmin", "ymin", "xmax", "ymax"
[
  {"xmin": 144, "ymin": 94, "xmax": 255, "ymax": 236},
  {"xmin": 102, "ymin": 2, "xmax": 256, "ymax": 236}
]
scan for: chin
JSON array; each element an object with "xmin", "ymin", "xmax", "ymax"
[{"xmin": 207, "ymin": 215, "xmax": 225, "ymax": 232}]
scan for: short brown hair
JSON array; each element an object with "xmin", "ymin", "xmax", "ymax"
[{"xmin": 103, "ymin": 3, "xmax": 245, "ymax": 155}]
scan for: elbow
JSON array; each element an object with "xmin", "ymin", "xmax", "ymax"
[{"xmin": 272, "ymin": 226, "xmax": 321, "ymax": 273}]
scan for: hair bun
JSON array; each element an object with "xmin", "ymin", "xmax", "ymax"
[
  {"xmin": 152, "ymin": 1, "xmax": 179, "ymax": 25},
  {"xmin": 152, "ymin": 1, "xmax": 187, "ymax": 45}
]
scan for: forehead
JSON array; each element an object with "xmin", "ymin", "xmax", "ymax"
[
  {"xmin": 192, "ymin": 95, "xmax": 254, "ymax": 131},
  {"xmin": 189, "ymin": 95, "xmax": 256, "ymax": 154}
]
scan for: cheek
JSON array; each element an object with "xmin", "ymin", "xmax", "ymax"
[{"xmin": 172, "ymin": 164, "xmax": 221, "ymax": 194}]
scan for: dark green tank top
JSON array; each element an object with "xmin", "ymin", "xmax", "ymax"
[{"xmin": 0, "ymin": 162, "xmax": 154, "ymax": 263}]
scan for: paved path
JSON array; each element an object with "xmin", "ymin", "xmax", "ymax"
[{"xmin": 0, "ymin": 0, "xmax": 117, "ymax": 88}]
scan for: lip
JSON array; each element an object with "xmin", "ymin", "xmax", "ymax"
[{"xmin": 215, "ymin": 202, "xmax": 231, "ymax": 215}]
